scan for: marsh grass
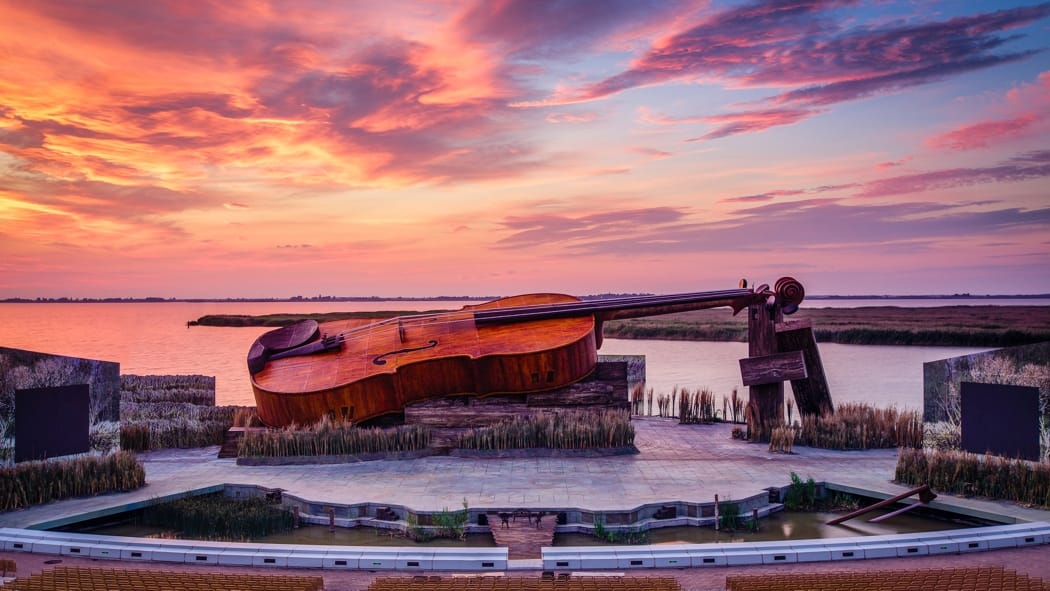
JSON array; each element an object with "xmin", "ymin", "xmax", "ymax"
[
  {"xmin": 0, "ymin": 451, "xmax": 145, "ymax": 512},
  {"xmin": 896, "ymin": 448, "xmax": 1050, "ymax": 508},
  {"xmin": 118, "ymin": 375, "xmax": 244, "ymax": 451},
  {"xmin": 679, "ymin": 388, "xmax": 717, "ymax": 424},
  {"xmin": 239, "ymin": 416, "xmax": 431, "ymax": 458},
  {"xmin": 120, "ymin": 374, "xmax": 215, "ymax": 405},
  {"xmin": 603, "ymin": 305, "xmax": 1050, "ymax": 347},
  {"xmin": 794, "ymin": 402, "xmax": 922, "ymax": 450},
  {"xmin": 768, "ymin": 426, "xmax": 795, "ymax": 453},
  {"xmin": 458, "ymin": 409, "xmax": 634, "ymax": 450},
  {"xmin": 139, "ymin": 494, "xmax": 293, "ymax": 541}
]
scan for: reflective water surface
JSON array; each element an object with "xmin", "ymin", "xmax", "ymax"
[{"xmin": 0, "ymin": 300, "xmax": 1003, "ymax": 407}]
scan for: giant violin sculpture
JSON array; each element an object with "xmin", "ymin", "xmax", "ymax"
[{"xmin": 248, "ymin": 278, "xmax": 805, "ymax": 427}]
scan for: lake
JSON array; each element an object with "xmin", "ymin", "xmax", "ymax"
[{"xmin": 0, "ymin": 299, "xmax": 1028, "ymax": 409}]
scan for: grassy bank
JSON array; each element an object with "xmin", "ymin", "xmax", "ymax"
[
  {"xmin": 604, "ymin": 305, "xmax": 1050, "ymax": 347},
  {"xmin": 188, "ymin": 310, "xmax": 444, "ymax": 327},
  {"xmin": 189, "ymin": 305, "xmax": 1050, "ymax": 347}
]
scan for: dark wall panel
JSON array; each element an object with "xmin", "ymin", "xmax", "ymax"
[
  {"xmin": 961, "ymin": 381, "xmax": 1040, "ymax": 461},
  {"xmin": 15, "ymin": 384, "xmax": 90, "ymax": 462}
]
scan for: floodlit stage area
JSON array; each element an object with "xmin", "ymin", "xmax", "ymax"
[{"xmin": 2, "ymin": 419, "xmax": 1050, "ymax": 589}]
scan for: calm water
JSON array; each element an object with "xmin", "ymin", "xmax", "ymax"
[
  {"xmin": 553, "ymin": 508, "xmax": 971, "ymax": 546},
  {"xmin": 66, "ymin": 509, "xmax": 967, "ymax": 547},
  {"xmin": 0, "ymin": 299, "xmax": 1020, "ymax": 408}
]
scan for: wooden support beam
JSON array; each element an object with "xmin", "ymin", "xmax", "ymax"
[
  {"xmin": 868, "ymin": 502, "xmax": 926, "ymax": 523},
  {"xmin": 404, "ymin": 361, "xmax": 629, "ymax": 428},
  {"xmin": 776, "ymin": 319, "xmax": 834, "ymax": 417},
  {"xmin": 826, "ymin": 485, "xmax": 936, "ymax": 526},
  {"xmin": 746, "ymin": 300, "xmax": 784, "ymax": 440},
  {"xmin": 739, "ymin": 350, "xmax": 807, "ymax": 386}
]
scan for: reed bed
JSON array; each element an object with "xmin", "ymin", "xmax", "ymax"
[
  {"xmin": 793, "ymin": 402, "xmax": 923, "ymax": 450},
  {"xmin": 120, "ymin": 418, "xmax": 231, "ymax": 451},
  {"xmin": 679, "ymin": 388, "xmax": 717, "ymax": 424},
  {"xmin": 768, "ymin": 425, "xmax": 795, "ymax": 453},
  {"xmin": 0, "ymin": 451, "xmax": 145, "ymax": 512},
  {"xmin": 239, "ymin": 417, "xmax": 431, "ymax": 458},
  {"xmin": 140, "ymin": 494, "xmax": 293, "ymax": 541},
  {"xmin": 120, "ymin": 374, "xmax": 216, "ymax": 405},
  {"xmin": 118, "ymin": 376, "xmax": 246, "ymax": 451},
  {"xmin": 457, "ymin": 409, "xmax": 634, "ymax": 450},
  {"xmin": 896, "ymin": 447, "xmax": 1050, "ymax": 508}
]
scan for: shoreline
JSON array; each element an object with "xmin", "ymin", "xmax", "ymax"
[{"xmin": 187, "ymin": 305, "xmax": 1050, "ymax": 348}]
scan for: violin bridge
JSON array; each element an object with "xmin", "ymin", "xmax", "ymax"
[{"xmin": 398, "ymin": 319, "xmax": 406, "ymax": 343}]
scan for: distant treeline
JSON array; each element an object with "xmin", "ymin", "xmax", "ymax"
[
  {"xmin": 7, "ymin": 293, "xmax": 1049, "ymax": 304},
  {"xmin": 190, "ymin": 305, "xmax": 1050, "ymax": 347}
]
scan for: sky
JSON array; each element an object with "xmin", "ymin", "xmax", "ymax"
[{"xmin": 1, "ymin": 0, "xmax": 1048, "ymax": 299}]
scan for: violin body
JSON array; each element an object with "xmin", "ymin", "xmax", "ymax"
[
  {"xmin": 249, "ymin": 279, "xmax": 805, "ymax": 427},
  {"xmin": 251, "ymin": 294, "xmax": 598, "ymax": 427}
]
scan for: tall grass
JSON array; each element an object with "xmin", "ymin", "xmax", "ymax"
[
  {"xmin": 679, "ymin": 388, "xmax": 717, "ymax": 424},
  {"xmin": 896, "ymin": 448, "xmax": 1050, "ymax": 508},
  {"xmin": 140, "ymin": 494, "xmax": 293, "ymax": 541},
  {"xmin": 0, "ymin": 451, "xmax": 145, "ymax": 512},
  {"xmin": 794, "ymin": 402, "xmax": 923, "ymax": 450},
  {"xmin": 768, "ymin": 425, "xmax": 795, "ymax": 453},
  {"xmin": 120, "ymin": 374, "xmax": 215, "ymax": 405},
  {"xmin": 239, "ymin": 416, "xmax": 431, "ymax": 458},
  {"xmin": 119, "ymin": 375, "xmax": 243, "ymax": 451},
  {"xmin": 458, "ymin": 409, "xmax": 634, "ymax": 450}
]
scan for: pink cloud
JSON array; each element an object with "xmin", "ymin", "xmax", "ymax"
[
  {"xmin": 549, "ymin": 1, "xmax": 1050, "ymax": 138},
  {"xmin": 927, "ymin": 114, "xmax": 1040, "ymax": 151},
  {"xmin": 686, "ymin": 108, "xmax": 822, "ymax": 140},
  {"xmin": 545, "ymin": 112, "xmax": 599, "ymax": 123},
  {"xmin": 927, "ymin": 70, "xmax": 1050, "ymax": 151}
]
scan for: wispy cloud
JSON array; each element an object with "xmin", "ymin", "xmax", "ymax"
[{"xmin": 559, "ymin": 1, "xmax": 1050, "ymax": 138}]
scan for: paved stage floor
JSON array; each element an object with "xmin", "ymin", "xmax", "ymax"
[{"xmin": 3, "ymin": 418, "xmax": 1050, "ymax": 590}]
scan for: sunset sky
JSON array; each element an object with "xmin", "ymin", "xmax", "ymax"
[{"xmin": 1, "ymin": 0, "xmax": 1048, "ymax": 299}]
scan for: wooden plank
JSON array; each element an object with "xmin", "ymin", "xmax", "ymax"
[
  {"xmin": 746, "ymin": 300, "xmax": 784, "ymax": 440},
  {"xmin": 739, "ymin": 350, "xmax": 807, "ymax": 386},
  {"xmin": 776, "ymin": 323, "xmax": 834, "ymax": 417},
  {"xmin": 826, "ymin": 485, "xmax": 935, "ymax": 526},
  {"xmin": 404, "ymin": 361, "xmax": 629, "ymax": 428}
]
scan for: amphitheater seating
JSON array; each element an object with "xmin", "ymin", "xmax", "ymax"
[
  {"xmin": 368, "ymin": 576, "xmax": 682, "ymax": 591},
  {"xmin": 1, "ymin": 557, "xmax": 16, "ymax": 577},
  {"xmin": 2, "ymin": 565, "xmax": 324, "ymax": 591},
  {"xmin": 725, "ymin": 566, "xmax": 1050, "ymax": 591}
]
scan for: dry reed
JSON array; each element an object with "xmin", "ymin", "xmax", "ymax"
[
  {"xmin": 239, "ymin": 416, "xmax": 431, "ymax": 458},
  {"xmin": 896, "ymin": 447, "xmax": 1050, "ymax": 508},
  {"xmin": 457, "ymin": 409, "xmax": 634, "ymax": 450},
  {"xmin": 0, "ymin": 451, "xmax": 145, "ymax": 511}
]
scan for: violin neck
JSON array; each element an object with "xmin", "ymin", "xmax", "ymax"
[{"xmin": 474, "ymin": 288, "xmax": 760, "ymax": 326}]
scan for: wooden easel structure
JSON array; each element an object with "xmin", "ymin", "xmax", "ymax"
[{"xmin": 737, "ymin": 278, "xmax": 834, "ymax": 440}]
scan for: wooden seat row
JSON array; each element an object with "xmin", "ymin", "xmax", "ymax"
[
  {"xmin": 368, "ymin": 576, "xmax": 682, "ymax": 591},
  {"xmin": 1, "ymin": 557, "xmax": 16, "ymax": 576},
  {"xmin": 3, "ymin": 566, "xmax": 324, "ymax": 591},
  {"xmin": 725, "ymin": 566, "xmax": 1050, "ymax": 591}
]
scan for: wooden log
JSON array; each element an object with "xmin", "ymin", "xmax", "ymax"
[
  {"xmin": 404, "ymin": 361, "xmax": 629, "ymax": 428},
  {"xmin": 739, "ymin": 351, "xmax": 807, "ymax": 386},
  {"xmin": 528, "ymin": 361, "xmax": 628, "ymax": 407},
  {"xmin": 825, "ymin": 484, "xmax": 935, "ymax": 526},
  {"xmin": 746, "ymin": 300, "xmax": 784, "ymax": 440},
  {"xmin": 776, "ymin": 319, "xmax": 834, "ymax": 417}
]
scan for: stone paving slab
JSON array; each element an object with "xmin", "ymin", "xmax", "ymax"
[{"xmin": 3, "ymin": 418, "xmax": 1050, "ymax": 530}]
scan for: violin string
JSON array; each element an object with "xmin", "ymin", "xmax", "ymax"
[{"xmin": 321, "ymin": 288, "xmax": 758, "ymax": 344}]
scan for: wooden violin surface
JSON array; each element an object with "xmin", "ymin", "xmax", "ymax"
[
  {"xmin": 248, "ymin": 279, "xmax": 805, "ymax": 428},
  {"xmin": 251, "ymin": 293, "xmax": 598, "ymax": 427}
]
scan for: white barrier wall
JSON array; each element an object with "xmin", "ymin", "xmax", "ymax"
[
  {"xmin": 541, "ymin": 522, "xmax": 1050, "ymax": 571},
  {"xmin": 0, "ymin": 527, "xmax": 508, "ymax": 571}
]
